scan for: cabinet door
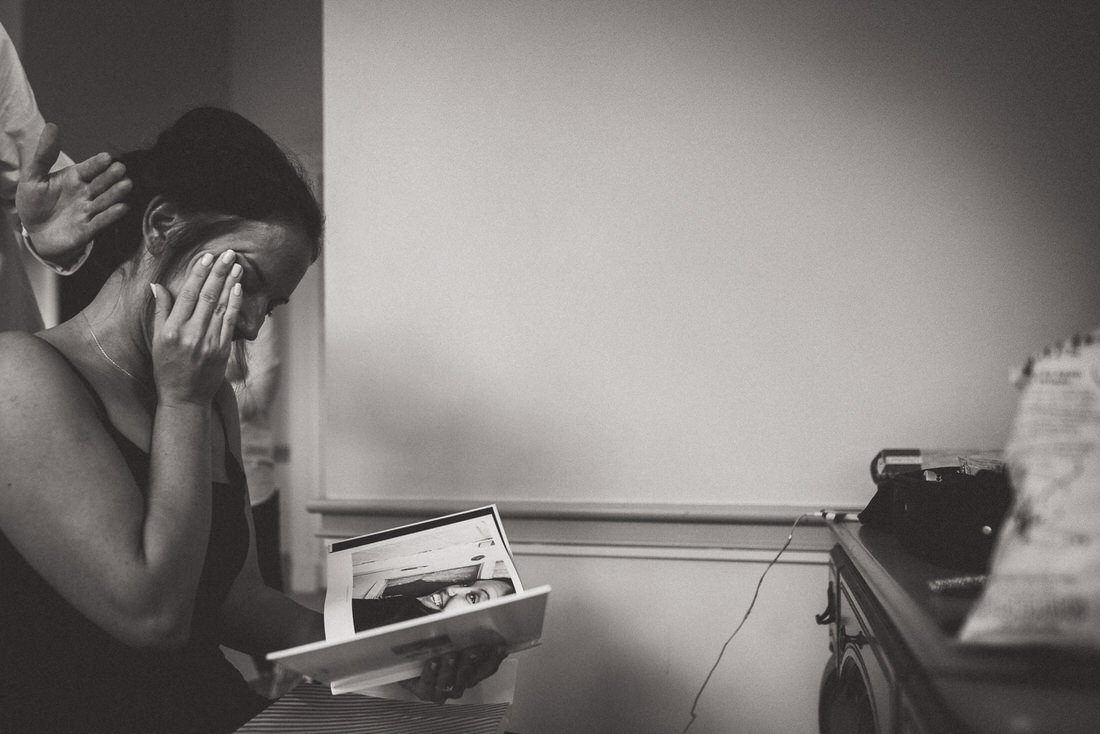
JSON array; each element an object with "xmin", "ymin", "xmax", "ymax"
[
  {"xmin": 820, "ymin": 655, "xmax": 878, "ymax": 734},
  {"xmin": 834, "ymin": 561, "xmax": 905, "ymax": 733}
]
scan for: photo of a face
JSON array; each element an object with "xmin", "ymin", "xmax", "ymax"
[
  {"xmin": 416, "ymin": 578, "xmax": 516, "ymax": 611},
  {"xmin": 347, "ymin": 509, "xmax": 520, "ymax": 605},
  {"xmin": 340, "ymin": 508, "xmax": 522, "ymax": 633}
]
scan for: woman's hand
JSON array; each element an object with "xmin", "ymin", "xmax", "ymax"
[
  {"xmin": 150, "ymin": 250, "xmax": 242, "ymax": 406},
  {"xmin": 400, "ymin": 643, "xmax": 508, "ymax": 703}
]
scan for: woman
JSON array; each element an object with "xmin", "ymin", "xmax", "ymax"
[{"xmin": 0, "ymin": 108, "xmax": 502, "ymax": 732}]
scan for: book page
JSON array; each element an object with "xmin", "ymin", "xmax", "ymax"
[
  {"xmin": 961, "ymin": 333, "xmax": 1100, "ymax": 648},
  {"xmin": 325, "ymin": 505, "xmax": 524, "ymax": 641}
]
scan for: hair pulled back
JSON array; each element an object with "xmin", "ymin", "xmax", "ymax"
[{"xmin": 66, "ymin": 107, "xmax": 322, "ymax": 315}]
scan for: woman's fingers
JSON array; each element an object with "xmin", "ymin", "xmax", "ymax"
[
  {"xmin": 164, "ymin": 253, "xmax": 215, "ymax": 329},
  {"xmin": 458, "ymin": 645, "xmax": 498, "ymax": 685},
  {"xmin": 434, "ymin": 652, "xmax": 459, "ymax": 701},
  {"xmin": 150, "ymin": 283, "xmax": 170, "ymax": 332},
  {"xmin": 404, "ymin": 644, "xmax": 508, "ymax": 703},
  {"xmin": 453, "ymin": 644, "xmax": 506, "ymax": 694},
  {"xmin": 411, "ymin": 653, "xmax": 458, "ymax": 703},
  {"xmin": 192, "ymin": 250, "xmax": 238, "ymax": 328},
  {"xmin": 210, "ymin": 263, "xmax": 242, "ymax": 346},
  {"xmin": 165, "ymin": 250, "xmax": 236, "ymax": 329},
  {"xmin": 409, "ymin": 657, "xmax": 442, "ymax": 703},
  {"xmin": 220, "ymin": 282, "xmax": 243, "ymax": 347},
  {"xmin": 449, "ymin": 649, "xmax": 481, "ymax": 700}
]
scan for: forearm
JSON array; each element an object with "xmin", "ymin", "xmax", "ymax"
[
  {"xmin": 141, "ymin": 402, "xmax": 213, "ymax": 622},
  {"xmin": 220, "ymin": 583, "xmax": 325, "ymax": 656}
]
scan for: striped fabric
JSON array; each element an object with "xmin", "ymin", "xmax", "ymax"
[{"xmin": 235, "ymin": 682, "xmax": 512, "ymax": 733}]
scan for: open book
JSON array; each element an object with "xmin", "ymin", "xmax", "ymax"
[{"xmin": 267, "ymin": 505, "xmax": 551, "ymax": 695}]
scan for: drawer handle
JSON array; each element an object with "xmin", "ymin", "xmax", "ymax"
[
  {"xmin": 839, "ymin": 624, "xmax": 867, "ymax": 648},
  {"xmin": 815, "ymin": 581, "xmax": 836, "ymax": 625}
]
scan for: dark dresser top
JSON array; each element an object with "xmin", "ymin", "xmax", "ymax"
[{"xmin": 830, "ymin": 520, "xmax": 1100, "ymax": 733}]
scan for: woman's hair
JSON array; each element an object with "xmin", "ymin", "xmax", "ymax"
[
  {"xmin": 489, "ymin": 577, "xmax": 516, "ymax": 595},
  {"xmin": 64, "ymin": 106, "xmax": 323, "ymax": 315}
]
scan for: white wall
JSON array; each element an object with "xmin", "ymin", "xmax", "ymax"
[
  {"xmin": 510, "ymin": 551, "xmax": 828, "ymax": 734},
  {"xmin": 322, "ymin": 1, "xmax": 1100, "ymax": 511},
  {"xmin": 320, "ymin": 7, "xmax": 1100, "ymax": 729}
]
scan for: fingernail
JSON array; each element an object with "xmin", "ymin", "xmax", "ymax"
[
  {"xmin": 200, "ymin": 253, "xmax": 213, "ymax": 266},
  {"xmin": 221, "ymin": 249, "xmax": 236, "ymax": 264},
  {"xmin": 230, "ymin": 263, "xmax": 242, "ymax": 278},
  {"xmin": 149, "ymin": 283, "xmax": 158, "ymax": 300}
]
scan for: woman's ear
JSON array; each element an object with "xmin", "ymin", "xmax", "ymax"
[{"xmin": 141, "ymin": 196, "xmax": 182, "ymax": 252}]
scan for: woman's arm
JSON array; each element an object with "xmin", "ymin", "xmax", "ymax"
[
  {"xmin": 0, "ymin": 252, "xmax": 242, "ymax": 648},
  {"xmin": 216, "ymin": 379, "xmax": 324, "ymax": 655},
  {"xmin": 217, "ymin": 514, "xmax": 325, "ymax": 656}
]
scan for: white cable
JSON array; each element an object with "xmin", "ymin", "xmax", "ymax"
[{"xmin": 681, "ymin": 511, "xmax": 821, "ymax": 734}]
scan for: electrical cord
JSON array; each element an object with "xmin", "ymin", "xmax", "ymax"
[{"xmin": 681, "ymin": 510, "xmax": 847, "ymax": 734}]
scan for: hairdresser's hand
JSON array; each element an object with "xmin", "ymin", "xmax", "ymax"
[
  {"xmin": 150, "ymin": 250, "xmax": 243, "ymax": 406},
  {"xmin": 16, "ymin": 122, "xmax": 132, "ymax": 268},
  {"xmin": 400, "ymin": 643, "xmax": 508, "ymax": 703}
]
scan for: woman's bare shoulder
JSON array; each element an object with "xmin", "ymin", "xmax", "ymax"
[
  {"xmin": 0, "ymin": 331, "xmax": 98, "ymax": 419},
  {"xmin": 0, "ymin": 330, "xmax": 73, "ymax": 380},
  {"xmin": 0, "ymin": 331, "xmax": 57, "ymax": 377}
]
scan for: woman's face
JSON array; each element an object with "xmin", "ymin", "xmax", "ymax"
[
  {"xmin": 169, "ymin": 220, "xmax": 313, "ymax": 341},
  {"xmin": 418, "ymin": 580, "xmax": 514, "ymax": 612}
]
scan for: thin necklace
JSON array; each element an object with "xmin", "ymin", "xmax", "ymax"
[{"xmin": 85, "ymin": 314, "xmax": 139, "ymax": 381}]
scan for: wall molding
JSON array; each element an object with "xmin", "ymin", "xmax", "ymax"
[
  {"xmin": 512, "ymin": 542, "xmax": 828, "ymax": 565},
  {"xmin": 308, "ymin": 498, "xmax": 858, "ymax": 555}
]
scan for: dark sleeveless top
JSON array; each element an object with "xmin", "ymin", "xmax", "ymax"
[{"xmin": 0, "ymin": 342, "xmax": 268, "ymax": 733}]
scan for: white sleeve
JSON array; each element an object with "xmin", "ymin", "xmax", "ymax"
[
  {"xmin": 0, "ymin": 22, "xmax": 46, "ymax": 208},
  {"xmin": 20, "ymin": 225, "xmax": 93, "ymax": 275},
  {"xmin": 0, "ymin": 22, "xmax": 92, "ymax": 275}
]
